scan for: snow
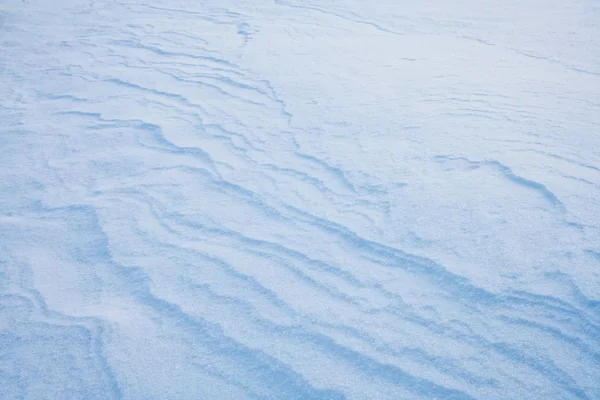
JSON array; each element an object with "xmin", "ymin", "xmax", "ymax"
[{"xmin": 1, "ymin": 0, "xmax": 599, "ymax": 399}]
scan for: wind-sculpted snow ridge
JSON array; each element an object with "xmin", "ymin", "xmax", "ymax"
[{"xmin": 1, "ymin": 0, "xmax": 599, "ymax": 399}]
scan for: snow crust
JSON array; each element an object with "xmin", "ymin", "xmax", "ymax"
[{"xmin": 1, "ymin": 0, "xmax": 599, "ymax": 398}]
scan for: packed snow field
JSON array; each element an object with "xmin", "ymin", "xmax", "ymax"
[{"xmin": 1, "ymin": 0, "xmax": 599, "ymax": 399}]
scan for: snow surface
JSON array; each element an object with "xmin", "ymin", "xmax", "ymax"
[{"xmin": 1, "ymin": 0, "xmax": 600, "ymax": 399}]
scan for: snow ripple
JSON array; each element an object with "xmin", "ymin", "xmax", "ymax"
[{"xmin": 1, "ymin": 0, "xmax": 599, "ymax": 399}]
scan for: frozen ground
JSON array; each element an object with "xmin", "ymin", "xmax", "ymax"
[{"xmin": 1, "ymin": 0, "xmax": 599, "ymax": 399}]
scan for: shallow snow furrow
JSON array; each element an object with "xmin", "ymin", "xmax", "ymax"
[
  {"xmin": 86, "ymin": 162, "xmax": 600, "ymax": 397},
  {"xmin": 2, "ymin": 0, "xmax": 600, "ymax": 399}
]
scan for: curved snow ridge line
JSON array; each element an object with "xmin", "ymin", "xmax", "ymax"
[
  {"xmin": 0, "ymin": 290, "xmax": 122, "ymax": 400},
  {"xmin": 282, "ymin": 202, "xmax": 498, "ymax": 304},
  {"xmin": 147, "ymin": 234, "xmax": 500, "ymax": 394},
  {"xmin": 509, "ymin": 148, "xmax": 600, "ymax": 174},
  {"xmin": 99, "ymin": 169, "xmax": 600, "ymax": 393},
  {"xmin": 162, "ymin": 282, "xmax": 463, "ymax": 398},
  {"xmin": 178, "ymin": 271, "xmax": 521, "ymax": 398},
  {"xmin": 73, "ymin": 73, "xmax": 216, "ymax": 118},
  {"xmin": 497, "ymin": 315, "xmax": 600, "ymax": 365},
  {"xmin": 199, "ymin": 296, "xmax": 474, "ymax": 399},
  {"xmin": 101, "ymin": 77, "xmax": 212, "ymax": 114},
  {"xmin": 65, "ymin": 115, "xmax": 223, "ymax": 177},
  {"xmin": 148, "ymin": 215, "xmax": 366, "ymax": 306},
  {"xmin": 195, "ymin": 264, "xmax": 592, "ymax": 398},
  {"xmin": 433, "ymin": 155, "xmax": 566, "ymax": 211},
  {"xmin": 89, "ymin": 103, "xmax": 259, "ymax": 158},
  {"xmin": 138, "ymin": 28, "xmax": 211, "ymax": 46},
  {"xmin": 94, "ymin": 70, "xmax": 289, "ymax": 130},
  {"xmin": 41, "ymin": 93, "xmax": 89, "ymax": 102},
  {"xmin": 112, "ymin": 178, "xmax": 378, "ymax": 293},
  {"xmin": 8, "ymin": 2, "xmax": 599, "ymax": 398},
  {"xmin": 381, "ymin": 292, "xmax": 600, "ymax": 394},
  {"xmin": 93, "ymin": 194, "xmax": 447, "ymax": 360},
  {"xmin": 25, "ymin": 184, "xmax": 488, "ymax": 356},
  {"xmin": 204, "ymin": 122, "xmax": 267, "ymax": 151},
  {"xmin": 136, "ymin": 65, "xmax": 276, "ymax": 109},
  {"xmin": 105, "ymin": 38, "xmax": 235, "ymax": 65},
  {"xmin": 381, "ymin": 294, "xmax": 600, "ymax": 379},
  {"xmin": 162, "ymin": 243, "xmax": 300, "ymax": 318},
  {"xmin": 191, "ymin": 73, "xmax": 284, "ymax": 105},
  {"xmin": 311, "ymin": 320, "xmax": 499, "ymax": 389},
  {"xmin": 554, "ymin": 172, "xmax": 598, "ymax": 188},
  {"xmin": 134, "ymin": 121, "xmax": 223, "ymax": 173},
  {"xmin": 490, "ymin": 341, "xmax": 593, "ymax": 400},
  {"xmin": 43, "ymin": 150, "xmax": 596, "ymax": 394},
  {"xmin": 200, "ymin": 73, "xmax": 292, "ymax": 120},
  {"xmin": 59, "ymin": 203, "xmax": 348, "ymax": 400},
  {"xmin": 132, "ymin": 289, "xmax": 347, "ymax": 400},
  {"xmin": 278, "ymin": 205, "xmax": 600, "ymax": 334},
  {"xmin": 107, "ymin": 166, "xmax": 283, "ymax": 223},
  {"xmin": 503, "ymin": 290, "xmax": 600, "ymax": 342},
  {"xmin": 273, "ymin": 0, "xmax": 407, "ymax": 36},
  {"xmin": 91, "ymin": 183, "xmax": 512, "ymax": 354},
  {"xmin": 135, "ymin": 66, "xmax": 262, "ymax": 103},
  {"xmin": 135, "ymin": 3, "xmax": 241, "ymax": 24},
  {"xmin": 145, "ymin": 270, "xmax": 479, "ymax": 400},
  {"xmin": 0, "ymin": 296, "xmax": 113, "ymax": 398},
  {"xmin": 7, "ymin": 104, "xmax": 592, "ymax": 360},
  {"xmin": 544, "ymin": 274, "xmax": 600, "ymax": 319},
  {"xmin": 99, "ymin": 186, "xmax": 477, "ymax": 331},
  {"xmin": 512, "ymin": 49, "xmax": 600, "ymax": 77},
  {"xmin": 125, "ymin": 61, "xmax": 293, "ymax": 122},
  {"xmin": 98, "ymin": 187, "xmax": 453, "ymax": 325},
  {"xmin": 259, "ymin": 162, "xmax": 350, "ymax": 196},
  {"xmin": 95, "ymin": 187, "xmax": 367, "ymax": 307},
  {"xmin": 121, "ymin": 54, "xmax": 280, "ymax": 107},
  {"xmin": 56, "ymin": 110, "xmax": 103, "ymax": 119},
  {"xmin": 103, "ymin": 152, "xmax": 598, "ymax": 343},
  {"xmin": 292, "ymin": 144, "xmax": 358, "ymax": 194}
]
